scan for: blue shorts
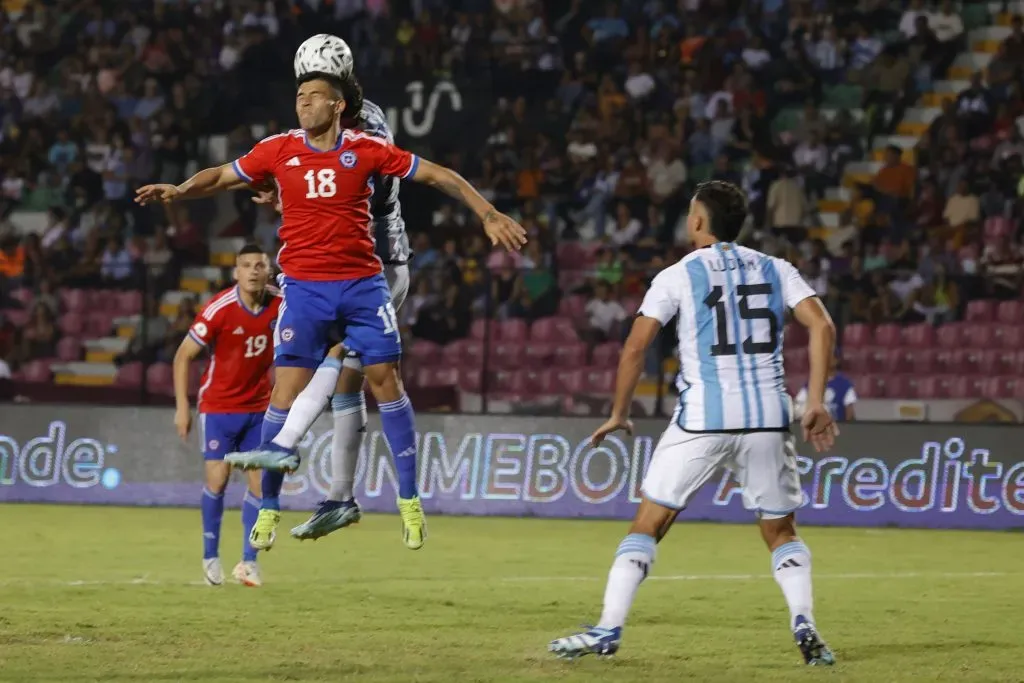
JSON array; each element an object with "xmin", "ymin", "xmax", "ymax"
[
  {"xmin": 200, "ymin": 412, "xmax": 264, "ymax": 461},
  {"xmin": 275, "ymin": 274, "xmax": 401, "ymax": 369}
]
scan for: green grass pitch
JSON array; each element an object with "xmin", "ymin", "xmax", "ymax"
[{"xmin": 2, "ymin": 505, "xmax": 1023, "ymax": 682}]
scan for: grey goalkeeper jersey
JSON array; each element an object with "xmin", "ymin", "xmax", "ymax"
[{"xmin": 361, "ymin": 99, "xmax": 410, "ymax": 264}]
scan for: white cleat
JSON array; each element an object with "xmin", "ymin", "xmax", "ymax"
[
  {"xmin": 232, "ymin": 561, "xmax": 262, "ymax": 587},
  {"xmin": 203, "ymin": 557, "xmax": 224, "ymax": 586}
]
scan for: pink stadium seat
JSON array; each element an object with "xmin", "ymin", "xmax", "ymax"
[
  {"xmin": 58, "ymin": 313, "xmax": 84, "ymax": 335},
  {"xmin": 854, "ymin": 374, "xmax": 884, "ymax": 398},
  {"xmin": 908, "ymin": 348, "xmax": 936, "ymax": 374},
  {"xmin": 975, "ymin": 350, "xmax": 1003, "ymax": 375},
  {"xmin": 785, "ymin": 323, "xmax": 808, "ymax": 348},
  {"xmin": 495, "ymin": 319, "xmax": 528, "ymax": 342},
  {"xmin": 962, "ymin": 324, "xmax": 994, "ymax": 349},
  {"xmin": 984, "ymin": 216, "xmax": 1012, "ymax": 240},
  {"xmin": 842, "ymin": 323, "xmax": 872, "ymax": 348},
  {"xmin": 935, "ymin": 323, "xmax": 962, "ymax": 349},
  {"xmin": 492, "ymin": 342, "xmax": 524, "ymax": 370},
  {"xmin": 115, "ymin": 362, "xmax": 144, "ymax": 388},
  {"xmin": 784, "ymin": 348, "xmax": 809, "ymax": 374},
  {"xmin": 556, "ymin": 241, "xmax": 588, "ymax": 266},
  {"xmin": 863, "ymin": 346, "xmax": 888, "ymax": 373},
  {"xmin": 964, "ymin": 376, "xmax": 990, "ymax": 399},
  {"xmin": 910, "ymin": 375, "xmax": 939, "ymax": 399},
  {"xmin": 522, "ymin": 368, "xmax": 552, "ymax": 393},
  {"xmin": 441, "ymin": 340, "xmax": 467, "ymax": 366},
  {"xmin": 1014, "ymin": 350, "xmax": 1024, "ymax": 375},
  {"xmin": 145, "ymin": 363, "xmax": 173, "ymax": 392},
  {"xmin": 873, "ymin": 323, "xmax": 901, "ymax": 347},
  {"xmin": 934, "ymin": 349, "xmax": 967, "ymax": 374},
  {"xmin": 409, "ymin": 340, "xmax": 442, "ymax": 363},
  {"xmin": 20, "ymin": 359, "xmax": 53, "ymax": 383},
  {"xmin": 786, "ymin": 374, "xmax": 808, "ymax": 396},
  {"xmin": 462, "ymin": 340, "xmax": 484, "ymax": 367},
  {"xmin": 592, "ymin": 342, "xmax": 622, "ymax": 368},
  {"xmin": 531, "ymin": 316, "xmax": 577, "ymax": 342},
  {"xmin": 89, "ymin": 289, "xmax": 115, "ymax": 311},
  {"xmin": 557, "ymin": 295, "xmax": 586, "ymax": 320},
  {"xmin": 416, "ymin": 367, "xmax": 457, "ymax": 388},
  {"xmin": 996, "ymin": 300, "xmax": 1023, "ymax": 324},
  {"xmin": 4, "ymin": 309, "xmax": 29, "ymax": 327},
  {"xmin": 875, "ymin": 348, "xmax": 905, "ymax": 373},
  {"xmin": 964, "ymin": 299, "xmax": 996, "ymax": 322},
  {"xmin": 458, "ymin": 368, "xmax": 482, "ymax": 392},
  {"xmin": 997, "ymin": 325, "xmax": 1024, "ymax": 350},
  {"xmin": 119, "ymin": 291, "xmax": 143, "ymax": 315},
  {"xmin": 621, "ymin": 296, "xmax": 643, "ymax": 315},
  {"xmin": 882, "ymin": 374, "xmax": 911, "ymax": 398},
  {"xmin": 60, "ymin": 289, "xmax": 88, "ymax": 312},
  {"xmin": 902, "ymin": 323, "xmax": 934, "ymax": 348},
  {"xmin": 9, "ymin": 288, "xmax": 32, "ymax": 307},
  {"xmin": 86, "ymin": 311, "xmax": 116, "ymax": 337},
  {"xmin": 56, "ymin": 337, "xmax": 82, "ymax": 362},
  {"xmin": 554, "ymin": 342, "xmax": 587, "ymax": 368},
  {"xmin": 491, "ymin": 369, "xmax": 525, "ymax": 394},
  {"xmin": 523, "ymin": 342, "xmax": 555, "ymax": 366},
  {"xmin": 553, "ymin": 368, "xmax": 583, "ymax": 394},
  {"xmin": 469, "ymin": 319, "xmax": 488, "ymax": 340},
  {"xmin": 841, "ymin": 348, "xmax": 870, "ymax": 374},
  {"xmin": 583, "ymin": 367, "xmax": 615, "ymax": 394}
]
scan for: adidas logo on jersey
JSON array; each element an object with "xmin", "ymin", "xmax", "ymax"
[
  {"xmin": 286, "ymin": 157, "xmax": 301, "ymax": 167},
  {"xmin": 233, "ymin": 326, "xmax": 245, "ymax": 335}
]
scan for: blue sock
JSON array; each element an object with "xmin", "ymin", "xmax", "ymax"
[
  {"xmin": 201, "ymin": 487, "xmax": 225, "ymax": 560},
  {"xmin": 379, "ymin": 394, "xmax": 418, "ymax": 499},
  {"xmin": 260, "ymin": 406, "xmax": 289, "ymax": 510},
  {"xmin": 241, "ymin": 490, "xmax": 261, "ymax": 562}
]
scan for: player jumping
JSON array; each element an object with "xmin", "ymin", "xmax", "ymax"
[
  {"xmin": 137, "ymin": 59, "xmax": 527, "ymax": 555},
  {"xmin": 548, "ymin": 181, "xmax": 838, "ymax": 666},
  {"xmin": 226, "ymin": 36, "xmax": 420, "ymax": 543},
  {"xmin": 172, "ymin": 243, "xmax": 282, "ymax": 587}
]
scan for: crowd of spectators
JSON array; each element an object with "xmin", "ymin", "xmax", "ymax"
[{"xmin": 1, "ymin": 0, "xmax": 1024, "ymax": 401}]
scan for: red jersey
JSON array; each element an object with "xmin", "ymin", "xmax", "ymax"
[
  {"xmin": 232, "ymin": 128, "xmax": 419, "ymax": 281},
  {"xmin": 189, "ymin": 286, "xmax": 283, "ymax": 414}
]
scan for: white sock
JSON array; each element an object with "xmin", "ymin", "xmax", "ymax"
[
  {"xmin": 271, "ymin": 358, "xmax": 340, "ymax": 450},
  {"xmin": 597, "ymin": 533, "xmax": 656, "ymax": 629},
  {"xmin": 328, "ymin": 392, "xmax": 366, "ymax": 501},
  {"xmin": 771, "ymin": 540, "xmax": 815, "ymax": 628}
]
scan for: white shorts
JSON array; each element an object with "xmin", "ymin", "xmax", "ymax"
[
  {"xmin": 641, "ymin": 426, "xmax": 803, "ymax": 519},
  {"xmin": 342, "ymin": 264, "xmax": 410, "ymax": 371}
]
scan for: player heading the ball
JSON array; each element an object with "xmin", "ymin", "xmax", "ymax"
[{"xmin": 137, "ymin": 68, "xmax": 527, "ymax": 554}]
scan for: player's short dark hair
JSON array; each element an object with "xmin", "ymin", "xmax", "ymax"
[
  {"xmin": 693, "ymin": 181, "xmax": 748, "ymax": 243},
  {"xmin": 237, "ymin": 243, "xmax": 266, "ymax": 258},
  {"xmin": 297, "ymin": 71, "xmax": 364, "ymax": 124}
]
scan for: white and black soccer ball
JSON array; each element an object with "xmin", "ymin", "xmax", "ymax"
[{"xmin": 294, "ymin": 34, "xmax": 354, "ymax": 80}]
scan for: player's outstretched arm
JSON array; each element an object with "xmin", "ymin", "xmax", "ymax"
[
  {"xmin": 590, "ymin": 316, "xmax": 661, "ymax": 446},
  {"xmin": 792, "ymin": 297, "xmax": 838, "ymax": 451},
  {"xmin": 410, "ymin": 158, "xmax": 527, "ymax": 251},
  {"xmin": 172, "ymin": 335, "xmax": 204, "ymax": 442},
  {"xmin": 135, "ymin": 164, "xmax": 244, "ymax": 205}
]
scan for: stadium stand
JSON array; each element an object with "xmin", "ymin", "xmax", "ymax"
[{"xmin": 0, "ymin": 0, "xmax": 1022, "ymax": 415}]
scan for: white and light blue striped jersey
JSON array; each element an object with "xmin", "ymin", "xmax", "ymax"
[
  {"xmin": 639, "ymin": 243, "xmax": 816, "ymax": 433},
  {"xmin": 361, "ymin": 98, "xmax": 410, "ymax": 264}
]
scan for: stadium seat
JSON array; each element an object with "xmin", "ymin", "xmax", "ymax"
[
  {"xmin": 785, "ymin": 323, "xmax": 809, "ymax": 348},
  {"xmin": 863, "ymin": 346, "xmax": 888, "ymax": 372},
  {"xmin": 60, "ymin": 289, "xmax": 88, "ymax": 312},
  {"xmin": 556, "ymin": 241, "xmax": 588, "ymax": 266},
  {"xmin": 996, "ymin": 300, "xmax": 1023, "ymax": 324},
  {"xmin": 621, "ymin": 295, "xmax": 643, "ymax": 315},
  {"xmin": 592, "ymin": 342, "xmax": 622, "ymax": 368},
  {"xmin": 20, "ymin": 359, "xmax": 53, "ymax": 383},
  {"xmin": 458, "ymin": 368, "xmax": 482, "ymax": 392},
  {"xmin": 491, "ymin": 369, "xmax": 525, "ymax": 393},
  {"xmin": 86, "ymin": 311, "xmax": 116, "ymax": 337},
  {"xmin": 583, "ymin": 367, "xmax": 615, "ymax": 394},
  {"xmin": 522, "ymin": 368, "xmax": 554, "ymax": 393},
  {"xmin": 556, "ymin": 295, "xmax": 586, "ymax": 320},
  {"xmin": 984, "ymin": 216, "xmax": 1012, "ymax": 241},
  {"xmin": 902, "ymin": 323, "xmax": 934, "ymax": 348},
  {"xmin": 553, "ymin": 368, "xmax": 584, "ymax": 394},
  {"xmin": 58, "ymin": 313, "xmax": 84, "ymax": 335},
  {"xmin": 492, "ymin": 342, "xmax": 525, "ymax": 369},
  {"xmin": 934, "ymin": 349, "xmax": 967, "ymax": 374},
  {"xmin": 873, "ymin": 323, "xmax": 901, "ymax": 346},
  {"xmin": 145, "ymin": 363, "xmax": 174, "ymax": 392},
  {"xmin": 784, "ymin": 347, "xmax": 809, "ymax": 374},
  {"xmin": 558, "ymin": 270, "xmax": 587, "ymax": 293},
  {"xmin": 523, "ymin": 342, "xmax": 555, "ymax": 366},
  {"xmin": 469, "ymin": 319, "xmax": 488, "ymax": 340},
  {"xmin": 495, "ymin": 319, "xmax": 528, "ymax": 342},
  {"xmin": 996, "ymin": 324, "xmax": 1024, "ymax": 349},
  {"xmin": 786, "ymin": 373, "xmax": 808, "ymax": 396},
  {"xmin": 532, "ymin": 317, "xmax": 578, "ymax": 342},
  {"xmin": 114, "ymin": 362, "xmax": 144, "ymax": 388},
  {"xmin": 910, "ymin": 375, "xmax": 939, "ymax": 399},
  {"xmin": 56, "ymin": 337, "xmax": 82, "ymax": 362},
  {"xmin": 908, "ymin": 348, "xmax": 936, "ymax": 374},
  {"xmin": 854, "ymin": 374, "xmax": 885, "ymax": 398},
  {"xmin": 842, "ymin": 347, "xmax": 870, "ymax": 374},
  {"xmin": 962, "ymin": 324, "xmax": 994, "ymax": 349},
  {"xmin": 9, "ymin": 288, "xmax": 32, "ymax": 308},
  {"xmin": 842, "ymin": 323, "xmax": 872, "ymax": 348},
  {"xmin": 935, "ymin": 323, "xmax": 962, "ymax": 349},
  {"xmin": 553, "ymin": 342, "xmax": 587, "ymax": 368},
  {"xmin": 882, "ymin": 374, "xmax": 911, "ymax": 398},
  {"xmin": 964, "ymin": 299, "xmax": 996, "ymax": 322},
  {"xmin": 416, "ymin": 367, "xmax": 457, "ymax": 388},
  {"xmin": 441, "ymin": 339, "xmax": 468, "ymax": 366},
  {"xmin": 409, "ymin": 340, "xmax": 442, "ymax": 363},
  {"xmin": 4, "ymin": 309, "xmax": 29, "ymax": 327},
  {"xmin": 975, "ymin": 349, "xmax": 1004, "ymax": 374},
  {"xmin": 875, "ymin": 347, "xmax": 905, "ymax": 373},
  {"xmin": 119, "ymin": 291, "xmax": 144, "ymax": 315}
]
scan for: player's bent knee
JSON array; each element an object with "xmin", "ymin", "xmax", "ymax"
[
  {"xmin": 326, "ymin": 344, "xmax": 346, "ymax": 359},
  {"xmin": 336, "ymin": 365, "xmax": 365, "ymax": 394},
  {"xmin": 204, "ymin": 461, "xmax": 231, "ymax": 493},
  {"xmin": 270, "ymin": 365, "xmax": 316, "ymax": 408},
  {"xmin": 630, "ymin": 497, "xmax": 680, "ymax": 541},
  {"xmin": 758, "ymin": 513, "xmax": 799, "ymax": 549},
  {"xmin": 362, "ymin": 361, "xmax": 402, "ymax": 400}
]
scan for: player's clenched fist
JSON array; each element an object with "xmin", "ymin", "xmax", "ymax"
[
  {"xmin": 135, "ymin": 184, "xmax": 182, "ymax": 205},
  {"xmin": 483, "ymin": 209, "xmax": 528, "ymax": 252}
]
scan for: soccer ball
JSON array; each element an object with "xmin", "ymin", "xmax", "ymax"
[{"xmin": 294, "ymin": 34, "xmax": 354, "ymax": 80}]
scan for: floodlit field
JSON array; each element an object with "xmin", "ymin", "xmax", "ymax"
[{"xmin": 3, "ymin": 505, "xmax": 1023, "ymax": 682}]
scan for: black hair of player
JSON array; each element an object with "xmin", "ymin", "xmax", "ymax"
[
  {"xmin": 693, "ymin": 180, "xmax": 748, "ymax": 243},
  {"xmin": 297, "ymin": 71, "xmax": 364, "ymax": 126},
  {"xmin": 237, "ymin": 243, "xmax": 265, "ymax": 257}
]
